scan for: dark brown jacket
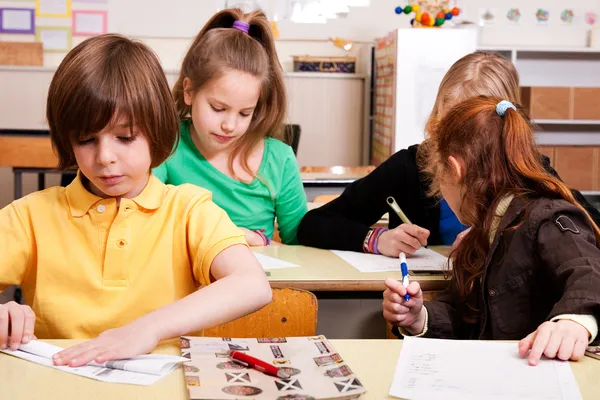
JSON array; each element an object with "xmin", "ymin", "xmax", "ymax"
[{"xmin": 411, "ymin": 197, "xmax": 600, "ymax": 341}]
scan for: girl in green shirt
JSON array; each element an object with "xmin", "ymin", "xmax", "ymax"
[{"xmin": 154, "ymin": 8, "xmax": 307, "ymax": 245}]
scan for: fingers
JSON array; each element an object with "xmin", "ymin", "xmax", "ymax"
[
  {"xmin": 406, "ymin": 282, "xmax": 422, "ymax": 298},
  {"xmin": 528, "ymin": 323, "xmax": 553, "ymax": 365},
  {"xmin": 571, "ymin": 338, "xmax": 587, "ymax": 361},
  {"xmin": 53, "ymin": 343, "xmax": 93, "ymax": 366},
  {"xmin": 398, "ymin": 229, "xmax": 424, "ymax": 253},
  {"xmin": 8, "ymin": 306, "xmax": 25, "ymax": 350},
  {"xmin": 0, "ymin": 306, "xmax": 8, "ymax": 350},
  {"xmin": 384, "ymin": 278, "xmax": 406, "ymax": 296},
  {"xmin": 0, "ymin": 303, "xmax": 36, "ymax": 350},
  {"xmin": 557, "ymin": 336, "xmax": 575, "ymax": 361},
  {"xmin": 518, "ymin": 332, "xmax": 535, "ymax": 358}
]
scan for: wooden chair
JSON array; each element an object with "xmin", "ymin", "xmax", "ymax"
[{"xmin": 203, "ymin": 288, "xmax": 318, "ymax": 338}]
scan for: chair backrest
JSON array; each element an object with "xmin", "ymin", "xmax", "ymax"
[
  {"xmin": 284, "ymin": 124, "xmax": 301, "ymax": 156},
  {"xmin": 203, "ymin": 288, "xmax": 318, "ymax": 338}
]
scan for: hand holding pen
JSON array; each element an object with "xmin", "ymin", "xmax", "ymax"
[
  {"xmin": 382, "ymin": 255, "xmax": 427, "ymax": 335},
  {"xmin": 376, "ymin": 197, "xmax": 430, "ymax": 257}
]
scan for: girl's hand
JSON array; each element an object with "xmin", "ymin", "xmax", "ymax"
[
  {"xmin": 0, "ymin": 301, "xmax": 36, "ymax": 350},
  {"xmin": 518, "ymin": 320, "xmax": 589, "ymax": 366},
  {"xmin": 383, "ymin": 278, "xmax": 426, "ymax": 335},
  {"xmin": 241, "ymin": 228, "xmax": 267, "ymax": 247},
  {"xmin": 377, "ymin": 224, "xmax": 430, "ymax": 257},
  {"xmin": 53, "ymin": 322, "xmax": 160, "ymax": 367}
]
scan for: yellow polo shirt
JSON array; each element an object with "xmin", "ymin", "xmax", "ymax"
[{"xmin": 0, "ymin": 174, "xmax": 246, "ymax": 339}]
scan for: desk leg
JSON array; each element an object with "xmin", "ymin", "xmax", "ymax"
[
  {"xmin": 14, "ymin": 170, "xmax": 23, "ymax": 199},
  {"xmin": 38, "ymin": 173, "xmax": 45, "ymax": 191}
]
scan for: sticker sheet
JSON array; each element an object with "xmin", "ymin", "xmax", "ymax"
[{"xmin": 180, "ymin": 335, "xmax": 365, "ymax": 400}]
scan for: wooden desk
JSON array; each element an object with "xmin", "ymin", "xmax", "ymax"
[
  {"xmin": 2, "ymin": 339, "xmax": 598, "ymax": 400},
  {"xmin": 260, "ymin": 245, "xmax": 448, "ymax": 339},
  {"xmin": 261, "ymin": 245, "xmax": 447, "ymax": 292},
  {"xmin": 0, "ymin": 131, "xmax": 57, "ymax": 199}
]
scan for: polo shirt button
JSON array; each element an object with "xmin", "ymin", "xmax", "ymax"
[
  {"xmin": 97, "ymin": 205, "xmax": 106, "ymax": 213},
  {"xmin": 117, "ymin": 239, "xmax": 127, "ymax": 248}
]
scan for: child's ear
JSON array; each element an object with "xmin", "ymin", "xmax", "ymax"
[
  {"xmin": 183, "ymin": 77, "xmax": 193, "ymax": 106},
  {"xmin": 447, "ymin": 155, "xmax": 463, "ymax": 184}
]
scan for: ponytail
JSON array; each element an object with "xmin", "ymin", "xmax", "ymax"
[{"xmin": 423, "ymin": 95, "xmax": 600, "ymax": 313}]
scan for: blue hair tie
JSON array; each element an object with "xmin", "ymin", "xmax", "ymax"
[{"xmin": 496, "ymin": 100, "xmax": 516, "ymax": 117}]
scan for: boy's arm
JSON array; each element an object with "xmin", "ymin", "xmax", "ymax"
[
  {"xmin": 0, "ymin": 203, "xmax": 33, "ymax": 291},
  {"xmin": 53, "ymin": 193, "xmax": 272, "ymax": 367}
]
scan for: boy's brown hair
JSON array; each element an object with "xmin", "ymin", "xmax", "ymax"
[
  {"xmin": 47, "ymin": 34, "xmax": 179, "ymax": 170},
  {"xmin": 173, "ymin": 8, "xmax": 286, "ymax": 181}
]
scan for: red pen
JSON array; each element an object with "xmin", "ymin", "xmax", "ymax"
[{"xmin": 230, "ymin": 351, "xmax": 290, "ymax": 379}]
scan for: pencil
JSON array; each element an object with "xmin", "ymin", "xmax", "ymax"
[{"xmin": 386, "ymin": 196, "xmax": 412, "ymax": 225}]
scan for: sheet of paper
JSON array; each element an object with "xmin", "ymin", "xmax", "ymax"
[
  {"xmin": 2, "ymin": 9, "xmax": 33, "ymax": 32},
  {"xmin": 253, "ymin": 252, "xmax": 300, "ymax": 270},
  {"xmin": 37, "ymin": 0, "xmax": 70, "ymax": 16},
  {"xmin": 331, "ymin": 247, "xmax": 448, "ymax": 273},
  {"xmin": 39, "ymin": 28, "xmax": 69, "ymax": 51},
  {"xmin": 1, "ymin": 340, "xmax": 187, "ymax": 385},
  {"xmin": 389, "ymin": 337, "xmax": 582, "ymax": 400},
  {"xmin": 73, "ymin": 11, "xmax": 106, "ymax": 35}
]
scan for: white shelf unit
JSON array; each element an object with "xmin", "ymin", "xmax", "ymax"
[{"xmin": 479, "ymin": 46, "xmax": 600, "ymax": 146}]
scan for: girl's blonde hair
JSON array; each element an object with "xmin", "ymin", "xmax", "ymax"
[
  {"xmin": 173, "ymin": 8, "xmax": 286, "ymax": 180},
  {"xmin": 425, "ymin": 51, "xmax": 521, "ymax": 136}
]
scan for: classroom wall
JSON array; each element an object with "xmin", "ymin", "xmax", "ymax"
[{"xmin": 3, "ymin": 0, "xmax": 600, "ymax": 70}]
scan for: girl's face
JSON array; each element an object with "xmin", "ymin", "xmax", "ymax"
[
  {"xmin": 72, "ymin": 118, "xmax": 152, "ymax": 199},
  {"xmin": 184, "ymin": 69, "xmax": 261, "ymax": 155},
  {"xmin": 438, "ymin": 155, "xmax": 468, "ymax": 224}
]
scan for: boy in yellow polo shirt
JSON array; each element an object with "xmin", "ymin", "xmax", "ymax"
[{"xmin": 0, "ymin": 34, "xmax": 272, "ymax": 368}]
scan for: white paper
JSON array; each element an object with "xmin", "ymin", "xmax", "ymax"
[
  {"xmin": 39, "ymin": 29, "xmax": 69, "ymax": 51},
  {"xmin": 74, "ymin": 12, "xmax": 104, "ymax": 34},
  {"xmin": 38, "ymin": 0, "xmax": 69, "ymax": 15},
  {"xmin": 1, "ymin": 340, "xmax": 188, "ymax": 385},
  {"xmin": 332, "ymin": 248, "xmax": 448, "ymax": 273},
  {"xmin": 253, "ymin": 252, "xmax": 300, "ymax": 270},
  {"xmin": 389, "ymin": 337, "xmax": 582, "ymax": 400},
  {"xmin": 2, "ymin": 9, "xmax": 32, "ymax": 31}
]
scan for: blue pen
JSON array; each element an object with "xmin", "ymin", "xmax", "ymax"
[{"xmin": 400, "ymin": 252, "xmax": 410, "ymax": 301}]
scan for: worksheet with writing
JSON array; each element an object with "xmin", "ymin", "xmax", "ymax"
[{"xmin": 389, "ymin": 337, "xmax": 582, "ymax": 400}]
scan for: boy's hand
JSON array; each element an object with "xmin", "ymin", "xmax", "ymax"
[
  {"xmin": 518, "ymin": 320, "xmax": 589, "ymax": 366},
  {"xmin": 0, "ymin": 301, "xmax": 36, "ymax": 350},
  {"xmin": 378, "ymin": 224, "xmax": 430, "ymax": 257},
  {"xmin": 53, "ymin": 321, "xmax": 160, "ymax": 367},
  {"xmin": 383, "ymin": 278, "xmax": 426, "ymax": 335}
]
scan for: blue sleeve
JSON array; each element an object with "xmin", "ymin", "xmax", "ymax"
[{"xmin": 275, "ymin": 148, "xmax": 308, "ymax": 245}]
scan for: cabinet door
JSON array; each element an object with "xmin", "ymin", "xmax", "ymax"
[{"xmin": 554, "ymin": 146, "xmax": 596, "ymax": 191}]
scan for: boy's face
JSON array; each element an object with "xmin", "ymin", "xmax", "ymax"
[
  {"xmin": 72, "ymin": 120, "xmax": 152, "ymax": 199},
  {"xmin": 183, "ymin": 69, "xmax": 261, "ymax": 155}
]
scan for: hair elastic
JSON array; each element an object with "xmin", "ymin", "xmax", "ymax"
[
  {"xmin": 496, "ymin": 100, "xmax": 516, "ymax": 117},
  {"xmin": 232, "ymin": 20, "xmax": 250, "ymax": 34}
]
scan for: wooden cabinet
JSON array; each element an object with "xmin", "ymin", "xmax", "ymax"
[
  {"xmin": 522, "ymin": 87, "xmax": 571, "ymax": 120},
  {"xmin": 539, "ymin": 145, "xmax": 600, "ymax": 191},
  {"xmin": 573, "ymin": 88, "xmax": 600, "ymax": 120}
]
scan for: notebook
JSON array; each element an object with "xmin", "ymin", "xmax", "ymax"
[{"xmin": 180, "ymin": 335, "xmax": 365, "ymax": 399}]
